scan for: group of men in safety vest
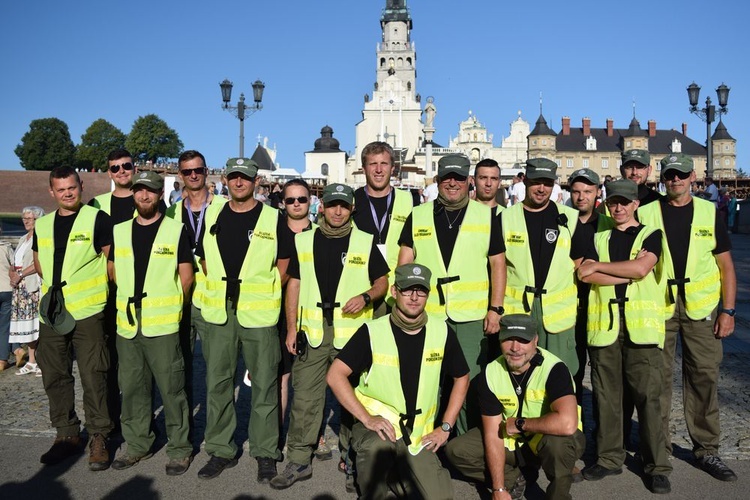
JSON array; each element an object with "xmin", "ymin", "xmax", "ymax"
[{"xmin": 30, "ymin": 142, "xmax": 737, "ymax": 499}]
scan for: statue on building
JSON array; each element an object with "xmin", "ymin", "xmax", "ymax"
[{"xmin": 424, "ymin": 96, "xmax": 436, "ymax": 128}]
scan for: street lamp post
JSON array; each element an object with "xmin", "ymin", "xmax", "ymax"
[
  {"xmin": 220, "ymin": 79, "xmax": 265, "ymax": 157},
  {"xmin": 687, "ymin": 82, "xmax": 730, "ymax": 178}
]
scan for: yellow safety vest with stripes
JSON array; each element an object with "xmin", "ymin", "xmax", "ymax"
[
  {"xmin": 354, "ymin": 316, "xmax": 447, "ymax": 455},
  {"xmin": 384, "ymin": 189, "xmax": 413, "ymax": 304},
  {"xmin": 36, "ymin": 206, "xmax": 108, "ymax": 321},
  {"xmin": 486, "ymin": 347, "xmax": 581, "ymax": 453},
  {"xmin": 411, "ymin": 200, "xmax": 491, "ymax": 322},
  {"xmin": 200, "ymin": 203, "xmax": 281, "ymax": 328},
  {"xmin": 113, "ymin": 217, "xmax": 184, "ymax": 337},
  {"xmin": 637, "ymin": 197, "xmax": 721, "ymax": 320},
  {"xmin": 502, "ymin": 203, "xmax": 579, "ymax": 332},
  {"xmin": 166, "ymin": 195, "xmax": 226, "ymax": 309},
  {"xmin": 296, "ymin": 227, "xmax": 374, "ymax": 349},
  {"xmin": 587, "ymin": 226, "xmax": 665, "ymax": 348}
]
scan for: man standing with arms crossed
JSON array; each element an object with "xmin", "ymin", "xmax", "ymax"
[
  {"xmin": 638, "ymin": 154, "xmax": 737, "ymax": 482},
  {"xmin": 108, "ymin": 171, "xmax": 194, "ymax": 475},
  {"xmin": 34, "ymin": 166, "xmax": 113, "ymax": 470}
]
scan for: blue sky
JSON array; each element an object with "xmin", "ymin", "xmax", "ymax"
[{"xmin": 1, "ymin": 0, "xmax": 747, "ymax": 174}]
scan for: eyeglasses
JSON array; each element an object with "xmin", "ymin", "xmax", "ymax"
[
  {"xmin": 622, "ymin": 164, "xmax": 649, "ymax": 170},
  {"xmin": 21, "ymin": 217, "xmax": 35, "ymax": 221},
  {"xmin": 109, "ymin": 162, "xmax": 134, "ymax": 174},
  {"xmin": 662, "ymin": 170, "xmax": 692, "ymax": 181},
  {"xmin": 180, "ymin": 167, "xmax": 206, "ymax": 177},
  {"xmin": 284, "ymin": 196, "xmax": 309, "ymax": 205},
  {"xmin": 605, "ymin": 199, "xmax": 634, "ymax": 208},
  {"xmin": 397, "ymin": 287, "xmax": 429, "ymax": 298}
]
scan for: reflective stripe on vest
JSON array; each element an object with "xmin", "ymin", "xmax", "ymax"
[
  {"xmin": 201, "ymin": 203, "xmax": 281, "ymax": 327},
  {"xmin": 354, "ymin": 316, "xmax": 447, "ymax": 455},
  {"xmin": 113, "ymin": 217, "xmax": 184, "ymax": 338},
  {"xmin": 501, "ymin": 203, "xmax": 579, "ymax": 332},
  {"xmin": 637, "ymin": 197, "xmax": 720, "ymax": 320},
  {"xmin": 411, "ymin": 200, "xmax": 491, "ymax": 322},
  {"xmin": 384, "ymin": 189, "xmax": 413, "ymax": 305},
  {"xmin": 587, "ymin": 226, "xmax": 666, "ymax": 348},
  {"xmin": 36, "ymin": 205, "xmax": 108, "ymax": 321},
  {"xmin": 486, "ymin": 347, "xmax": 581, "ymax": 453},
  {"xmin": 297, "ymin": 227, "xmax": 374, "ymax": 349}
]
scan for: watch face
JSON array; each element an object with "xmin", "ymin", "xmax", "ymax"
[{"xmin": 441, "ymin": 422, "xmax": 451, "ymax": 432}]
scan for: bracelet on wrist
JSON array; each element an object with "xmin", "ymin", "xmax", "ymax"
[{"xmin": 492, "ymin": 487, "xmax": 506, "ymax": 493}]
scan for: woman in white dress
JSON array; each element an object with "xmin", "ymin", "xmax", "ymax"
[{"xmin": 9, "ymin": 206, "xmax": 44, "ymax": 375}]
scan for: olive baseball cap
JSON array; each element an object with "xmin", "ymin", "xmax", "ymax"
[
  {"xmin": 394, "ymin": 263, "xmax": 431, "ymax": 291},
  {"xmin": 40, "ymin": 288, "xmax": 76, "ymax": 335},
  {"xmin": 322, "ymin": 183, "xmax": 354, "ymax": 205},
  {"xmin": 660, "ymin": 154, "xmax": 694, "ymax": 175},
  {"xmin": 525, "ymin": 158, "xmax": 558, "ymax": 180},
  {"xmin": 605, "ymin": 179, "xmax": 638, "ymax": 202},
  {"xmin": 498, "ymin": 314, "xmax": 538, "ymax": 342},
  {"xmin": 131, "ymin": 171, "xmax": 164, "ymax": 191},
  {"xmin": 225, "ymin": 157, "xmax": 259, "ymax": 178},
  {"xmin": 569, "ymin": 168, "xmax": 600, "ymax": 186},
  {"xmin": 622, "ymin": 149, "xmax": 650, "ymax": 167},
  {"xmin": 437, "ymin": 154, "xmax": 471, "ymax": 179}
]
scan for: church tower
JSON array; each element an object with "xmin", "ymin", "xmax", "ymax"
[{"xmin": 348, "ymin": 1, "xmax": 425, "ymax": 185}]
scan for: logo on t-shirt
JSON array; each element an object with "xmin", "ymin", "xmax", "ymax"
[
  {"xmin": 341, "ymin": 252, "xmax": 347, "ymax": 265},
  {"xmin": 248, "ymin": 230, "xmax": 253, "ymax": 242},
  {"xmin": 545, "ymin": 228, "xmax": 558, "ymax": 243}
]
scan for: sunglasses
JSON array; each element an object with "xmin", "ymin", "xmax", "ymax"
[
  {"xmin": 180, "ymin": 167, "xmax": 206, "ymax": 177},
  {"xmin": 109, "ymin": 162, "xmax": 134, "ymax": 174},
  {"xmin": 397, "ymin": 287, "xmax": 428, "ymax": 298},
  {"xmin": 662, "ymin": 170, "xmax": 691, "ymax": 181},
  {"xmin": 284, "ymin": 196, "xmax": 309, "ymax": 205}
]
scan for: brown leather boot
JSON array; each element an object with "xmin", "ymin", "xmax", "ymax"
[{"xmin": 88, "ymin": 434, "xmax": 111, "ymax": 471}]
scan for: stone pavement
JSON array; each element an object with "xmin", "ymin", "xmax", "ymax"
[{"xmin": 1, "ymin": 234, "xmax": 749, "ymax": 498}]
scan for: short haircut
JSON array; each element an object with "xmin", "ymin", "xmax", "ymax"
[
  {"xmin": 49, "ymin": 166, "xmax": 81, "ymax": 187},
  {"xmin": 475, "ymin": 158, "xmax": 500, "ymax": 176},
  {"xmin": 107, "ymin": 148, "xmax": 133, "ymax": 162},
  {"xmin": 22, "ymin": 206, "xmax": 45, "ymax": 218},
  {"xmin": 282, "ymin": 178, "xmax": 311, "ymax": 198},
  {"xmin": 516, "ymin": 172, "xmax": 525, "ymax": 180},
  {"xmin": 361, "ymin": 141, "xmax": 395, "ymax": 167},
  {"xmin": 178, "ymin": 150, "xmax": 207, "ymax": 168}
]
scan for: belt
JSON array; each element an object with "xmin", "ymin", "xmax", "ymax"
[
  {"xmin": 317, "ymin": 301, "xmax": 341, "ymax": 326},
  {"xmin": 666, "ymin": 278, "xmax": 690, "ymax": 304},
  {"xmin": 398, "ymin": 409, "xmax": 421, "ymax": 447},
  {"xmin": 607, "ymin": 297, "xmax": 629, "ymax": 331},
  {"xmin": 523, "ymin": 285, "xmax": 547, "ymax": 313},
  {"xmin": 127, "ymin": 292, "xmax": 148, "ymax": 326},
  {"xmin": 222, "ymin": 277, "xmax": 242, "ymax": 309},
  {"xmin": 436, "ymin": 276, "xmax": 460, "ymax": 306}
]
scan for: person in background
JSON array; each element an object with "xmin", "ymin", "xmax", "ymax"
[
  {"xmin": 0, "ymin": 229, "xmax": 14, "ymax": 371},
  {"xmin": 422, "ymin": 175, "xmax": 439, "ymax": 203},
  {"xmin": 170, "ymin": 181, "xmax": 182, "ymax": 205}
]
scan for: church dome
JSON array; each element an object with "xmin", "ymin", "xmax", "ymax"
[{"xmin": 314, "ymin": 125, "xmax": 342, "ymax": 152}]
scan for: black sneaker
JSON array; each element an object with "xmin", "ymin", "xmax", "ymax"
[
  {"xmin": 257, "ymin": 457, "xmax": 277, "ymax": 484},
  {"xmin": 270, "ymin": 462, "xmax": 312, "ymax": 490},
  {"xmin": 198, "ymin": 455, "xmax": 238, "ymax": 480},
  {"xmin": 648, "ymin": 474, "xmax": 671, "ymax": 494},
  {"xmin": 582, "ymin": 464, "xmax": 623, "ymax": 481},
  {"xmin": 699, "ymin": 455, "xmax": 738, "ymax": 482}
]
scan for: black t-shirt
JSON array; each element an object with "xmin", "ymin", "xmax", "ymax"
[
  {"xmin": 477, "ymin": 351, "xmax": 574, "ymax": 416},
  {"xmin": 658, "ymin": 198, "xmax": 731, "ymax": 280},
  {"xmin": 195, "ymin": 203, "xmax": 293, "ymax": 300},
  {"xmin": 638, "ymin": 184, "xmax": 662, "ymax": 207},
  {"xmin": 33, "ymin": 209, "xmax": 113, "ymax": 285},
  {"xmin": 337, "ymin": 319, "xmax": 470, "ymax": 416},
  {"xmin": 398, "ymin": 203, "xmax": 504, "ymax": 269},
  {"xmin": 287, "ymin": 229, "xmax": 390, "ymax": 304},
  {"xmin": 108, "ymin": 216, "xmax": 193, "ymax": 301},
  {"xmin": 576, "ymin": 212, "xmax": 601, "ymax": 302},
  {"xmin": 352, "ymin": 188, "xmax": 395, "ymax": 245},
  {"xmin": 179, "ymin": 202, "xmax": 209, "ymax": 251},
  {"xmin": 499, "ymin": 203, "xmax": 596, "ymax": 288}
]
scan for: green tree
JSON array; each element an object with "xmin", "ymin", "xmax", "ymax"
[
  {"xmin": 125, "ymin": 114, "xmax": 183, "ymax": 164},
  {"xmin": 76, "ymin": 119, "xmax": 127, "ymax": 172},
  {"xmin": 14, "ymin": 117, "xmax": 76, "ymax": 171},
  {"xmin": 737, "ymin": 168, "xmax": 748, "ymax": 179}
]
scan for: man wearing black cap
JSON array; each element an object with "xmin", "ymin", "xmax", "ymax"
[
  {"xmin": 638, "ymin": 154, "xmax": 737, "ymax": 482},
  {"xmin": 195, "ymin": 157, "xmax": 293, "ymax": 483},
  {"xmin": 107, "ymin": 171, "xmax": 194, "ymax": 475},
  {"xmin": 577, "ymin": 179, "xmax": 671, "ymax": 493},
  {"xmin": 499, "ymin": 158, "xmax": 595, "ymax": 376},
  {"xmin": 33, "ymin": 166, "xmax": 113, "ymax": 470},
  {"xmin": 327, "ymin": 263, "xmax": 470, "ymax": 499},
  {"xmin": 271, "ymin": 183, "xmax": 389, "ymax": 490},
  {"xmin": 352, "ymin": 141, "xmax": 414, "ymax": 315},
  {"xmin": 398, "ymin": 153, "xmax": 505, "ymax": 435},
  {"xmin": 445, "ymin": 314, "xmax": 584, "ymax": 500}
]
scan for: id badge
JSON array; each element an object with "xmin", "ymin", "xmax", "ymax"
[{"xmin": 376, "ymin": 243, "xmax": 387, "ymax": 261}]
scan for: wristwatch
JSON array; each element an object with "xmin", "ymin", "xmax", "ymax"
[
  {"xmin": 516, "ymin": 418, "xmax": 526, "ymax": 432},
  {"xmin": 361, "ymin": 293, "xmax": 372, "ymax": 306},
  {"xmin": 719, "ymin": 308, "xmax": 736, "ymax": 317},
  {"xmin": 440, "ymin": 422, "xmax": 452, "ymax": 433},
  {"xmin": 488, "ymin": 305, "xmax": 505, "ymax": 315}
]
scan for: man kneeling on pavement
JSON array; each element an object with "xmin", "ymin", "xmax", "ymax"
[
  {"xmin": 327, "ymin": 263, "xmax": 470, "ymax": 499},
  {"xmin": 445, "ymin": 314, "xmax": 585, "ymax": 500}
]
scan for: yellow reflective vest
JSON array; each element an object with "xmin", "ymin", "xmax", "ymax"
[
  {"xmin": 501, "ymin": 203, "xmax": 579, "ymax": 332},
  {"xmin": 113, "ymin": 217, "xmax": 184, "ymax": 338},
  {"xmin": 200, "ymin": 203, "xmax": 281, "ymax": 327},
  {"xmin": 637, "ymin": 197, "xmax": 721, "ymax": 320},
  {"xmin": 36, "ymin": 206, "xmax": 108, "ymax": 321},
  {"xmin": 354, "ymin": 316, "xmax": 447, "ymax": 455},
  {"xmin": 486, "ymin": 347, "xmax": 580, "ymax": 453},
  {"xmin": 587, "ymin": 226, "xmax": 665, "ymax": 348},
  {"xmin": 296, "ymin": 227, "xmax": 374, "ymax": 349},
  {"xmin": 411, "ymin": 200, "xmax": 491, "ymax": 322},
  {"xmin": 385, "ymin": 189, "xmax": 413, "ymax": 303}
]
